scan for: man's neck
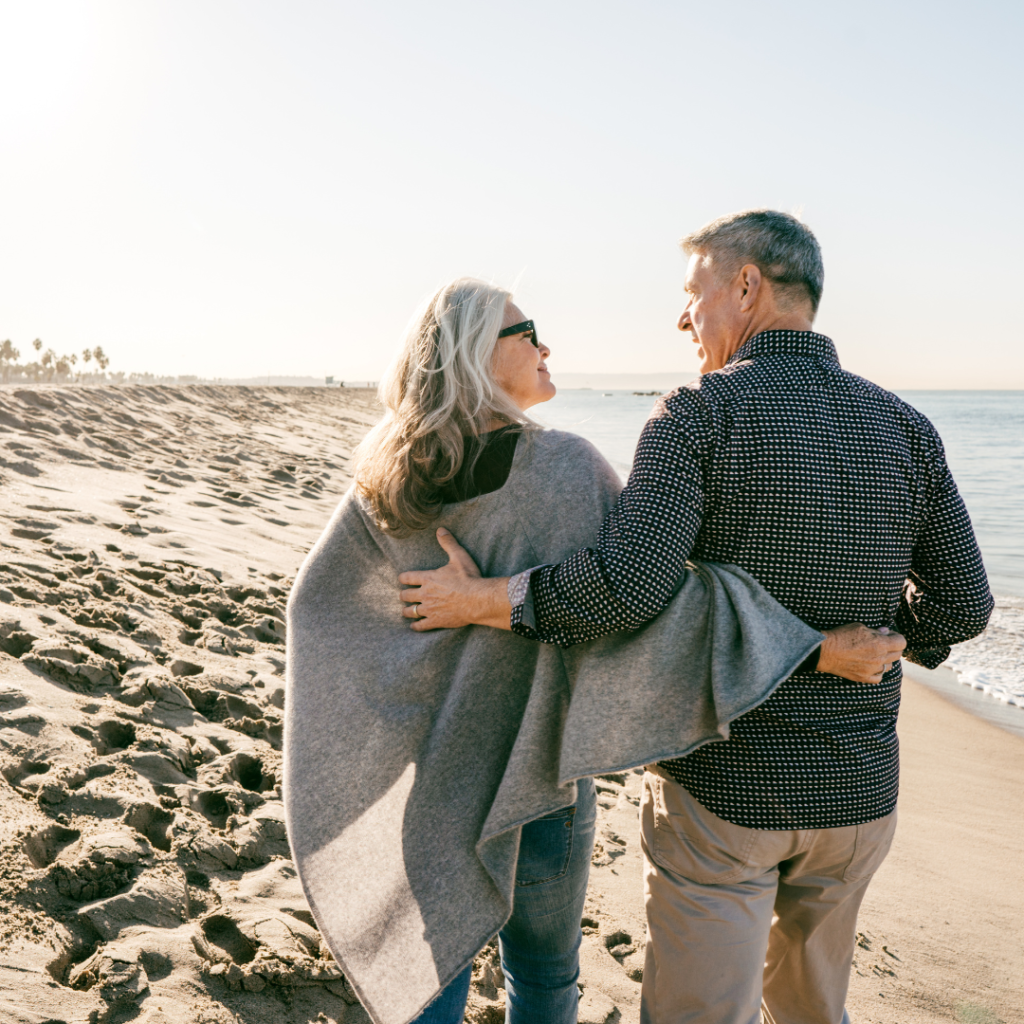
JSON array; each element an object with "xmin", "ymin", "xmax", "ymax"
[
  {"xmin": 706, "ymin": 309, "xmax": 817, "ymax": 374},
  {"xmin": 738, "ymin": 310, "xmax": 815, "ymax": 350}
]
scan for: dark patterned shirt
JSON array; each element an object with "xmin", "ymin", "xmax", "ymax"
[{"xmin": 512, "ymin": 330, "xmax": 992, "ymax": 829}]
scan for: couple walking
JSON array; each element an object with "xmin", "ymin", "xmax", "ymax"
[{"xmin": 283, "ymin": 210, "xmax": 992, "ymax": 1024}]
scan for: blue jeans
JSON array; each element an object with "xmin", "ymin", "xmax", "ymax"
[{"xmin": 412, "ymin": 777, "xmax": 597, "ymax": 1024}]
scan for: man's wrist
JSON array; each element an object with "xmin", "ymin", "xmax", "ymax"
[
  {"xmin": 469, "ymin": 576, "xmax": 512, "ymax": 630},
  {"xmin": 796, "ymin": 640, "xmax": 823, "ymax": 675},
  {"xmin": 815, "ymin": 630, "xmax": 836, "ymax": 674}
]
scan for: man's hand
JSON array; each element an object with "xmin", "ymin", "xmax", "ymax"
[
  {"xmin": 399, "ymin": 529, "xmax": 512, "ymax": 631},
  {"xmin": 817, "ymin": 623, "xmax": 907, "ymax": 683}
]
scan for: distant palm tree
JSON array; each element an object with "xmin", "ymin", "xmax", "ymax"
[{"xmin": 0, "ymin": 340, "xmax": 19, "ymax": 384}]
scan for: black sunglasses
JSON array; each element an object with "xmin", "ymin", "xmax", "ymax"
[{"xmin": 498, "ymin": 320, "xmax": 539, "ymax": 348}]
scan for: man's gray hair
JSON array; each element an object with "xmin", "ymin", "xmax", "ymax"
[{"xmin": 681, "ymin": 210, "xmax": 824, "ymax": 314}]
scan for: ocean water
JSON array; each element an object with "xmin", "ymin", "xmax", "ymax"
[{"xmin": 535, "ymin": 388, "xmax": 1024, "ymax": 708}]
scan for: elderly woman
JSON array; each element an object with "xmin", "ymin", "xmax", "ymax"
[{"xmin": 284, "ymin": 278, "xmax": 893, "ymax": 1024}]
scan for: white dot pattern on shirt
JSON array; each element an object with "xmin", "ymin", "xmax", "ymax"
[{"xmin": 511, "ymin": 330, "xmax": 992, "ymax": 829}]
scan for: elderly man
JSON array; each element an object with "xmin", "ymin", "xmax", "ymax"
[{"xmin": 400, "ymin": 210, "xmax": 993, "ymax": 1022}]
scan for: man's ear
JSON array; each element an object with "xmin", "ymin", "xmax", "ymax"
[{"xmin": 737, "ymin": 264, "xmax": 762, "ymax": 312}]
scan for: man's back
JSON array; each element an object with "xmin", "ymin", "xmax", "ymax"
[
  {"xmin": 689, "ymin": 331, "xmax": 967, "ymax": 632},
  {"xmin": 520, "ymin": 330, "xmax": 993, "ymax": 828}
]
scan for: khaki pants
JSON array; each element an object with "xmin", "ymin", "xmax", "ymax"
[{"xmin": 639, "ymin": 769, "xmax": 897, "ymax": 1024}]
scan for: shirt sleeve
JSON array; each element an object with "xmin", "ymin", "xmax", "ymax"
[
  {"xmin": 507, "ymin": 567, "xmax": 541, "ymax": 631},
  {"xmin": 896, "ymin": 443, "xmax": 994, "ymax": 668},
  {"xmin": 511, "ymin": 394, "xmax": 709, "ymax": 647}
]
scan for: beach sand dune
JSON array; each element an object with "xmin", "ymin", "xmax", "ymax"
[
  {"xmin": 0, "ymin": 384, "xmax": 1019, "ymax": 1024},
  {"xmin": 0, "ymin": 385, "xmax": 381, "ymax": 1024}
]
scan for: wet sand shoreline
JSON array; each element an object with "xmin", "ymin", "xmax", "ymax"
[{"xmin": 904, "ymin": 661, "xmax": 1024, "ymax": 742}]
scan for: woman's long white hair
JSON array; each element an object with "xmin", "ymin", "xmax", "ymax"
[{"xmin": 353, "ymin": 277, "xmax": 533, "ymax": 534}]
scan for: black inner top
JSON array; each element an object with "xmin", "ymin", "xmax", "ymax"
[{"xmin": 435, "ymin": 426, "xmax": 521, "ymax": 504}]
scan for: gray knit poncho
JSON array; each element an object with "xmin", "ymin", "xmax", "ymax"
[{"xmin": 284, "ymin": 429, "xmax": 821, "ymax": 1024}]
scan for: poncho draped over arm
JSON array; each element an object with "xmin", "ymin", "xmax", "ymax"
[{"xmin": 284, "ymin": 430, "xmax": 823, "ymax": 1024}]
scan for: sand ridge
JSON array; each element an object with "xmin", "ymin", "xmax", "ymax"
[{"xmin": 0, "ymin": 385, "xmax": 383, "ymax": 1024}]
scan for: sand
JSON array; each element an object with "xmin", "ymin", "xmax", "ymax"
[
  {"xmin": 844, "ymin": 670, "xmax": 1024, "ymax": 1024},
  {"xmin": 0, "ymin": 384, "xmax": 379, "ymax": 1024},
  {"xmin": 0, "ymin": 384, "xmax": 1019, "ymax": 1024}
]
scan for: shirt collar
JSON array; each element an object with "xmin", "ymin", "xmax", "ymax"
[{"xmin": 727, "ymin": 330, "xmax": 840, "ymax": 367}]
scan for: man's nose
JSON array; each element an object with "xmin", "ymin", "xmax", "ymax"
[{"xmin": 678, "ymin": 309, "xmax": 692, "ymax": 332}]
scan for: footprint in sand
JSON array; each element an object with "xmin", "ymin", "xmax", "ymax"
[{"xmin": 0, "ymin": 385, "xmax": 386, "ymax": 1022}]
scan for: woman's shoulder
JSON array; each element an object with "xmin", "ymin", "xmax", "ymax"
[
  {"xmin": 518, "ymin": 428, "xmax": 621, "ymax": 490},
  {"xmin": 500, "ymin": 429, "xmax": 622, "ymax": 544},
  {"xmin": 526, "ymin": 427, "xmax": 609, "ymax": 462}
]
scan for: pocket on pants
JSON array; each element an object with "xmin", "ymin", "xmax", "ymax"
[
  {"xmin": 650, "ymin": 775, "xmax": 760, "ymax": 885},
  {"xmin": 515, "ymin": 806, "xmax": 575, "ymax": 887},
  {"xmin": 843, "ymin": 808, "xmax": 898, "ymax": 882}
]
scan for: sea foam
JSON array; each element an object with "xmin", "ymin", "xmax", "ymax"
[{"xmin": 944, "ymin": 597, "xmax": 1024, "ymax": 707}]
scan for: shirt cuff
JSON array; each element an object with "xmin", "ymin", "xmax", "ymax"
[
  {"xmin": 903, "ymin": 645, "xmax": 951, "ymax": 669},
  {"xmin": 507, "ymin": 566, "xmax": 547, "ymax": 635},
  {"xmin": 795, "ymin": 643, "xmax": 822, "ymax": 675}
]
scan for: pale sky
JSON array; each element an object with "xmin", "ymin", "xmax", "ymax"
[{"xmin": 1, "ymin": 0, "xmax": 1021, "ymax": 387}]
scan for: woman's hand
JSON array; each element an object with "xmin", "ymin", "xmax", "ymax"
[
  {"xmin": 817, "ymin": 624, "xmax": 907, "ymax": 683},
  {"xmin": 399, "ymin": 529, "xmax": 512, "ymax": 631}
]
